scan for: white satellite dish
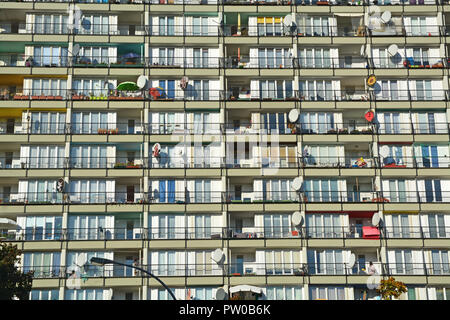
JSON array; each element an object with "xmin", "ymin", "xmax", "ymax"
[
  {"xmin": 291, "ymin": 177, "xmax": 302, "ymax": 191},
  {"xmin": 379, "ymin": 146, "xmax": 389, "ymax": 158},
  {"xmin": 387, "ymin": 44, "xmax": 398, "ymax": 57},
  {"xmin": 288, "ymin": 109, "xmax": 299, "ymax": 123},
  {"xmin": 137, "ymin": 75, "xmax": 148, "ymax": 89},
  {"xmin": 283, "ymin": 14, "xmax": 293, "ymax": 27},
  {"xmin": 72, "ymin": 44, "xmax": 80, "ymax": 56},
  {"xmin": 212, "ymin": 249, "xmax": 224, "ymax": 264},
  {"xmin": 215, "ymin": 288, "xmax": 227, "ymax": 300},
  {"xmin": 291, "ymin": 211, "xmax": 304, "ymax": 227},
  {"xmin": 381, "ymin": 11, "xmax": 392, "ymax": 24},
  {"xmin": 372, "ymin": 212, "xmax": 382, "ymax": 226},
  {"xmin": 348, "ymin": 253, "xmax": 356, "ymax": 268}
]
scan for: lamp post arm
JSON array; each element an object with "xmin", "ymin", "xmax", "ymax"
[{"xmin": 97, "ymin": 259, "xmax": 177, "ymax": 300}]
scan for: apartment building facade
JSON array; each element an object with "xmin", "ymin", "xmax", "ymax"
[{"xmin": 1, "ymin": 0, "xmax": 450, "ymax": 300}]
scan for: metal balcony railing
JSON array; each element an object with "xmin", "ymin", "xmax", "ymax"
[{"xmin": 5, "ymin": 225, "xmax": 450, "ymax": 242}]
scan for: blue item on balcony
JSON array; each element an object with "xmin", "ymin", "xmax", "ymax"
[{"xmin": 383, "ymin": 156, "xmax": 396, "ymax": 165}]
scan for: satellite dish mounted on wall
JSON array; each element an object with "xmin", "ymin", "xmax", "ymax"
[
  {"xmin": 379, "ymin": 146, "xmax": 389, "ymax": 158},
  {"xmin": 348, "ymin": 253, "xmax": 356, "ymax": 268},
  {"xmin": 380, "ymin": 11, "xmax": 392, "ymax": 24},
  {"xmin": 212, "ymin": 249, "xmax": 224, "ymax": 264},
  {"xmin": 215, "ymin": 288, "xmax": 227, "ymax": 300},
  {"xmin": 372, "ymin": 212, "xmax": 382, "ymax": 227},
  {"xmin": 387, "ymin": 44, "xmax": 398, "ymax": 57},
  {"xmin": 291, "ymin": 211, "xmax": 304, "ymax": 227},
  {"xmin": 72, "ymin": 44, "xmax": 80, "ymax": 56},
  {"xmin": 137, "ymin": 75, "xmax": 148, "ymax": 89},
  {"xmin": 288, "ymin": 109, "xmax": 299, "ymax": 123},
  {"xmin": 291, "ymin": 177, "xmax": 302, "ymax": 191}
]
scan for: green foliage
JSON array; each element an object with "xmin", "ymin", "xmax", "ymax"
[
  {"xmin": 0, "ymin": 243, "xmax": 33, "ymax": 300},
  {"xmin": 376, "ymin": 276, "xmax": 408, "ymax": 300}
]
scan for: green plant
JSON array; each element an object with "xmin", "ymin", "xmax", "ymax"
[
  {"xmin": 376, "ymin": 276, "xmax": 407, "ymax": 300},
  {"xmin": 0, "ymin": 243, "xmax": 33, "ymax": 300}
]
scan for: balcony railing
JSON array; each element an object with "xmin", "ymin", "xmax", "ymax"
[
  {"xmin": 0, "ymin": 0, "xmax": 442, "ymax": 5},
  {"xmin": 6, "ymin": 224, "xmax": 450, "ymax": 242},
  {"xmin": 0, "ymin": 23, "xmax": 146, "ymax": 36},
  {"xmin": 19, "ymin": 262, "xmax": 450, "ymax": 279},
  {"xmin": 2, "ymin": 89, "xmax": 449, "ymax": 102}
]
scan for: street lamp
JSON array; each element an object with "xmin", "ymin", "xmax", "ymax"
[{"xmin": 89, "ymin": 257, "xmax": 176, "ymax": 300}]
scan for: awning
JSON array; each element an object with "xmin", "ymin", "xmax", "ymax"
[
  {"xmin": 229, "ymin": 285, "xmax": 263, "ymax": 294},
  {"xmin": 363, "ymin": 226, "xmax": 380, "ymax": 239},
  {"xmin": 0, "ymin": 218, "xmax": 17, "ymax": 229}
]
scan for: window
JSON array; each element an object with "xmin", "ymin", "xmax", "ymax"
[
  {"xmin": 66, "ymin": 252, "xmax": 107, "ymax": 278},
  {"xmin": 65, "ymin": 289, "xmax": 104, "ymax": 300},
  {"xmin": 26, "ymin": 145, "xmax": 65, "ymax": 169},
  {"xmin": 299, "ymin": 80, "xmax": 333, "ymax": 101},
  {"xmin": 264, "ymin": 214, "xmax": 291, "ymax": 238},
  {"xmin": 33, "ymin": 14, "xmax": 69, "ymax": 34},
  {"xmin": 388, "ymin": 179, "xmax": 407, "ymax": 202},
  {"xmin": 304, "ymin": 145, "xmax": 340, "ymax": 167},
  {"xmin": 72, "ymin": 79, "xmax": 108, "ymax": 97},
  {"xmin": 71, "ymin": 112, "xmax": 110, "ymax": 134},
  {"xmin": 260, "ymin": 113, "xmax": 289, "ymax": 135},
  {"xmin": 414, "ymin": 80, "xmax": 433, "ymax": 101},
  {"xmin": 414, "ymin": 112, "xmax": 447, "ymax": 134},
  {"xmin": 79, "ymin": 46, "xmax": 110, "ymax": 64},
  {"xmin": 156, "ymin": 251, "xmax": 176, "ymax": 276},
  {"xmin": 157, "ymin": 47, "xmax": 175, "ymax": 66},
  {"xmin": 309, "ymin": 286, "xmax": 345, "ymax": 300},
  {"xmin": 422, "ymin": 179, "xmax": 443, "ymax": 203},
  {"xmin": 156, "ymin": 215, "xmax": 176, "ymax": 239},
  {"xmin": 261, "ymin": 179, "xmax": 291, "ymax": 201},
  {"xmin": 193, "ymin": 48, "xmax": 209, "ymax": 68},
  {"xmin": 392, "ymin": 250, "xmax": 414, "ymax": 274},
  {"xmin": 258, "ymin": 48, "xmax": 292, "ymax": 68},
  {"xmin": 32, "ymin": 46, "xmax": 68, "ymax": 66},
  {"xmin": 77, "ymin": 15, "xmax": 110, "ymax": 35},
  {"xmin": 25, "ymin": 180, "xmax": 62, "ymax": 203},
  {"xmin": 382, "ymin": 145, "xmax": 405, "ymax": 166},
  {"xmin": 69, "ymin": 180, "xmax": 108, "ymax": 204},
  {"xmin": 266, "ymin": 286, "xmax": 302, "ymax": 300},
  {"xmin": 435, "ymin": 287, "xmax": 450, "ymax": 300},
  {"xmin": 409, "ymin": 17, "xmax": 427, "ymax": 36},
  {"xmin": 70, "ymin": 145, "xmax": 107, "ymax": 169},
  {"xmin": 23, "ymin": 216, "xmax": 62, "ymax": 241},
  {"xmin": 257, "ymin": 17, "xmax": 283, "ymax": 36},
  {"xmin": 158, "ymin": 80, "xmax": 176, "ymax": 99},
  {"xmin": 194, "ymin": 215, "xmax": 211, "ymax": 239},
  {"xmin": 429, "ymin": 250, "xmax": 450, "ymax": 275},
  {"xmin": 23, "ymin": 252, "xmax": 61, "ymax": 278},
  {"xmin": 31, "ymin": 79, "xmax": 67, "ymax": 98},
  {"xmin": 67, "ymin": 215, "xmax": 106, "ymax": 240},
  {"xmin": 30, "ymin": 112, "xmax": 66, "ymax": 134},
  {"xmin": 259, "ymin": 80, "xmax": 292, "ymax": 99},
  {"xmin": 30, "ymin": 289, "xmax": 59, "ymax": 300},
  {"xmin": 157, "ymin": 288, "xmax": 175, "ymax": 300},
  {"xmin": 389, "ymin": 214, "xmax": 412, "ymax": 238},
  {"xmin": 306, "ymin": 214, "xmax": 342, "ymax": 238},
  {"xmin": 156, "ymin": 180, "xmax": 177, "ymax": 203},
  {"xmin": 380, "ymin": 112, "xmax": 401, "ymax": 134},
  {"xmin": 189, "ymin": 287, "xmax": 213, "ymax": 300},
  {"xmin": 377, "ymin": 80, "xmax": 399, "ymax": 101},
  {"xmin": 303, "ymin": 179, "xmax": 340, "ymax": 202},
  {"xmin": 186, "ymin": 80, "xmax": 209, "ymax": 101},
  {"xmin": 307, "ymin": 250, "xmax": 344, "ymax": 275},
  {"xmin": 265, "ymin": 250, "xmax": 301, "ymax": 275},
  {"xmin": 298, "ymin": 48, "xmax": 331, "ymax": 68},
  {"xmin": 426, "ymin": 214, "xmax": 447, "ymax": 238},
  {"xmin": 297, "ymin": 16, "xmax": 330, "ymax": 37},
  {"xmin": 192, "ymin": 179, "xmax": 212, "ymax": 203},
  {"xmin": 157, "ymin": 16, "xmax": 175, "ymax": 36}
]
